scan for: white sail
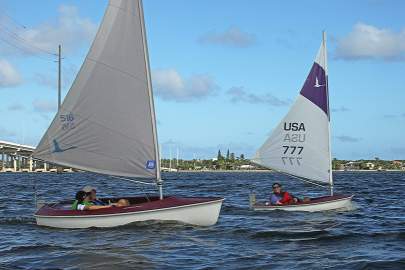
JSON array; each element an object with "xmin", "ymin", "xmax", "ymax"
[
  {"xmin": 253, "ymin": 35, "xmax": 331, "ymax": 184},
  {"xmin": 34, "ymin": 0, "xmax": 160, "ymax": 180}
]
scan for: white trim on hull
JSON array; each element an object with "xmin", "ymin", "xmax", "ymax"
[
  {"xmin": 36, "ymin": 199, "xmax": 223, "ymax": 229},
  {"xmin": 253, "ymin": 196, "xmax": 353, "ymax": 212}
]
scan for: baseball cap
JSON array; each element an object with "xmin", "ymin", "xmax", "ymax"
[{"xmin": 82, "ymin": 185, "xmax": 96, "ymax": 193}]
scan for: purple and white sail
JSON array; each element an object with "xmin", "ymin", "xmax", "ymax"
[{"xmin": 253, "ymin": 33, "xmax": 332, "ymax": 184}]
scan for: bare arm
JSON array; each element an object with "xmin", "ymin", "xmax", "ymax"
[{"xmin": 85, "ymin": 205, "xmax": 112, "ymax": 210}]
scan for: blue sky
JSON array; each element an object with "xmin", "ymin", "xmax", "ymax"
[{"xmin": 0, "ymin": 0, "xmax": 404, "ymax": 160}]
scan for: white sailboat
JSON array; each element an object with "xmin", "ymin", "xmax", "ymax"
[
  {"xmin": 33, "ymin": 0, "xmax": 223, "ymax": 228},
  {"xmin": 251, "ymin": 32, "xmax": 353, "ymax": 212}
]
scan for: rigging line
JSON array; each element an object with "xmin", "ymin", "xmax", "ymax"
[
  {"xmin": 86, "ymin": 57, "xmax": 148, "ymax": 86},
  {"xmin": 0, "ymin": 10, "xmax": 27, "ymax": 29},
  {"xmin": 250, "ymin": 160, "xmax": 329, "ymax": 189},
  {"xmin": 285, "ymin": 172, "xmax": 328, "ymax": 188},
  {"xmin": 0, "ymin": 25, "xmax": 57, "ymax": 56},
  {"xmin": 31, "ymin": 156, "xmax": 158, "ymax": 186},
  {"xmin": 0, "ymin": 36, "xmax": 55, "ymax": 62},
  {"xmin": 108, "ymin": 175, "xmax": 157, "ymax": 186}
]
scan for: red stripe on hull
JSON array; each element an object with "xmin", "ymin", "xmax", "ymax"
[
  {"xmin": 254, "ymin": 194, "xmax": 353, "ymax": 207},
  {"xmin": 36, "ymin": 196, "xmax": 223, "ymax": 217}
]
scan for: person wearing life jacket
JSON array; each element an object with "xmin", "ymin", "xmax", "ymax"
[
  {"xmin": 83, "ymin": 186, "xmax": 106, "ymax": 206},
  {"xmin": 82, "ymin": 185, "xmax": 130, "ymax": 208},
  {"xmin": 270, "ymin": 183, "xmax": 298, "ymax": 205},
  {"xmin": 71, "ymin": 190, "xmax": 113, "ymax": 211}
]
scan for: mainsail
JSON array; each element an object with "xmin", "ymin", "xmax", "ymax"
[
  {"xmin": 253, "ymin": 34, "xmax": 331, "ymax": 184},
  {"xmin": 34, "ymin": 0, "xmax": 160, "ymax": 180}
]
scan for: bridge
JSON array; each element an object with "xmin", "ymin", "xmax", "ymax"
[{"xmin": 0, "ymin": 140, "xmax": 72, "ymax": 172}]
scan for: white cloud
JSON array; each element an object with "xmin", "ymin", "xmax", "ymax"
[
  {"xmin": 0, "ymin": 60, "xmax": 22, "ymax": 88},
  {"xmin": 0, "ymin": 5, "xmax": 97, "ymax": 56},
  {"xmin": 335, "ymin": 135, "xmax": 362, "ymax": 143},
  {"xmin": 335, "ymin": 23, "xmax": 405, "ymax": 61},
  {"xmin": 331, "ymin": 106, "xmax": 350, "ymax": 112},
  {"xmin": 227, "ymin": 86, "xmax": 290, "ymax": 106},
  {"xmin": 383, "ymin": 113, "xmax": 405, "ymax": 119},
  {"xmin": 199, "ymin": 27, "xmax": 256, "ymax": 48},
  {"xmin": 152, "ymin": 69, "xmax": 218, "ymax": 102},
  {"xmin": 0, "ymin": 126, "xmax": 16, "ymax": 138},
  {"xmin": 8, "ymin": 103, "xmax": 25, "ymax": 111},
  {"xmin": 32, "ymin": 99, "xmax": 57, "ymax": 113}
]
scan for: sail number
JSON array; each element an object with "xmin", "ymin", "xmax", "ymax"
[
  {"xmin": 282, "ymin": 122, "xmax": 306, "ymax": 166},
  {"xmin": 282, "ymin": 157, "xmax": 302, "ymax": 165},
  {"xmin": 282, "ymin": 145, "xmax": 303, "ymax": 166},
  {"xmin": 60, "ymin": 113, "xmax": 76, "ymax": 131},
  {"xmin": 282, "ymin": 146, "xmax": 303, "ymax": 155}
]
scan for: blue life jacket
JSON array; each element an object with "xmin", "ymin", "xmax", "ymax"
[
  {"xmin": 270, "ymin": 193, "xmax": 283, "ymax": 205},
  {"xmin": 92, "ymin": 199, "xmax": 106, "ymax": 206}
]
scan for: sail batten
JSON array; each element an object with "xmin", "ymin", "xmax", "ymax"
[
  {"xmin": 33, "ymin": 0, "xmax": 159, "ymax": 180},
  {"xmin": 253, "ymin": 36, "xmax": 331, "ymax": 185}
]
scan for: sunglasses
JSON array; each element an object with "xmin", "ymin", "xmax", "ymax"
[{"xmin": 272, "ymin": 186, "xmax": 281, "ymax": 189}]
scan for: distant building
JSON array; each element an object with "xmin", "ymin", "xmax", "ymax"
[
  {"xmin": 239, "ymin": 164, "xmax": 256, "ymax": 170},
  {"xmin": 344, "ymin": 161, "xmax": 361, "ymax": 170},
  {"xmin": 365, "ymin": 162, "xmax": 375, "ymax": 170},
  {"xmin": 392, "ymin": 160, "xmax": 403, "ymax": 166}
]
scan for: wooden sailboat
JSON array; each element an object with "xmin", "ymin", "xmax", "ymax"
[
  {"xmin": 250, "ymin": 32, "xmax": 353, "ymax": 212},
  {"xmin": 34, "ymin": 0, "xmax": 223, "ymax": 228}
]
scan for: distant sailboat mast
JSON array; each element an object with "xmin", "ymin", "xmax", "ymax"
[
  {"xmin": 176, "ymin": 147, "xmax": 179, "ymax": 168},
  {"xmin": 138, "ymin": 0, "xmax": 163, "ymax": 199},
  {"xmin": 169, "ymin": 146, "xmax": 172, "ymax": 171}
]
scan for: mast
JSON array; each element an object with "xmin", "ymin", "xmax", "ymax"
[
  {"xmin": 138, "ymin": 0, "xmax": 163, "ymax": 199},
  {"xmin": 57, "ymin": 44, "xmax": 62, "ymax": 110},
  {"xmin": 323, "ymin": 31, "xmax": 333, "ymax": 195},
  {"xmin": 176, "ymin": 147, "xmax": 179, "ymax": 168},
  {"xmin": 169, "ymin": 145, "xmax": 172, "ymax": 171}
]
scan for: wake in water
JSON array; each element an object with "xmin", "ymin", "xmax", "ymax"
[
  {"xmin": 1, "ymin": 172, "xmax": 404, "ymax": 269},
  {"xmin": 0, "ymin": 216, "xmax": 35, "ymax": 225}
]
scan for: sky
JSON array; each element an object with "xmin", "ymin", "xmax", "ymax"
[{"xmin": 0, "ymin": 0, "xmax": 404, "ymax": 160}]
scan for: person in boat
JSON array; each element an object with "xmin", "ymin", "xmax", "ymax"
[
  {"xmin": 72, "ymin": 191, "xmax": 113, "ymax": 211},
  {"xmin": 82, "ymin": 186, "xmax": 106, "ymax": 206},
  {"xmin": 82, "ymin": 185, "xmax": 130, "ymax": 207},
  {"xmin": 270, "ymin": 183, "xmax": 298, "ymax": 205}
]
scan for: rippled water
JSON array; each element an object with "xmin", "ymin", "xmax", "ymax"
[{"xmin": 0, "ymin": 171, "xmax": 404, "ymax": 269}]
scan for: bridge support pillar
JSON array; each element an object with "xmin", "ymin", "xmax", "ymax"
[
  {"xmin": 29, "ymin": 157, "xmax": 33, "ymax": 172},
  {"xmin": 1, "ymin": 151, "xmax": 4, "ymax": 172},
  {"xmin": 13, "ymin": 156, "xmax": 17, "ymax": 172}
]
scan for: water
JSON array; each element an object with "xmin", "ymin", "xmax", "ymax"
[{"xmin": 0, "ymin": 171, "xmax": 404, "ymax": 269}]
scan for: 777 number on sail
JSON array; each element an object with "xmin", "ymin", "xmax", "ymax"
[{"xmin": 282, "ymin": 122, "xmax": 305, "ymax": 166}]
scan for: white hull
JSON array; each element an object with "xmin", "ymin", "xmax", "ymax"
[
  {"xmin": 253, "ymin": 195, "xmax": 353, "ymax": 212},
  {"xmin": 35, "ymin": 199, "xmax": 223, "ymax": 229}
]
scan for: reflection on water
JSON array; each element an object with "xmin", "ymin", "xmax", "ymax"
[{"xmin": 0, "ymin": 171, "xmax": 405, "ymax": 269}]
